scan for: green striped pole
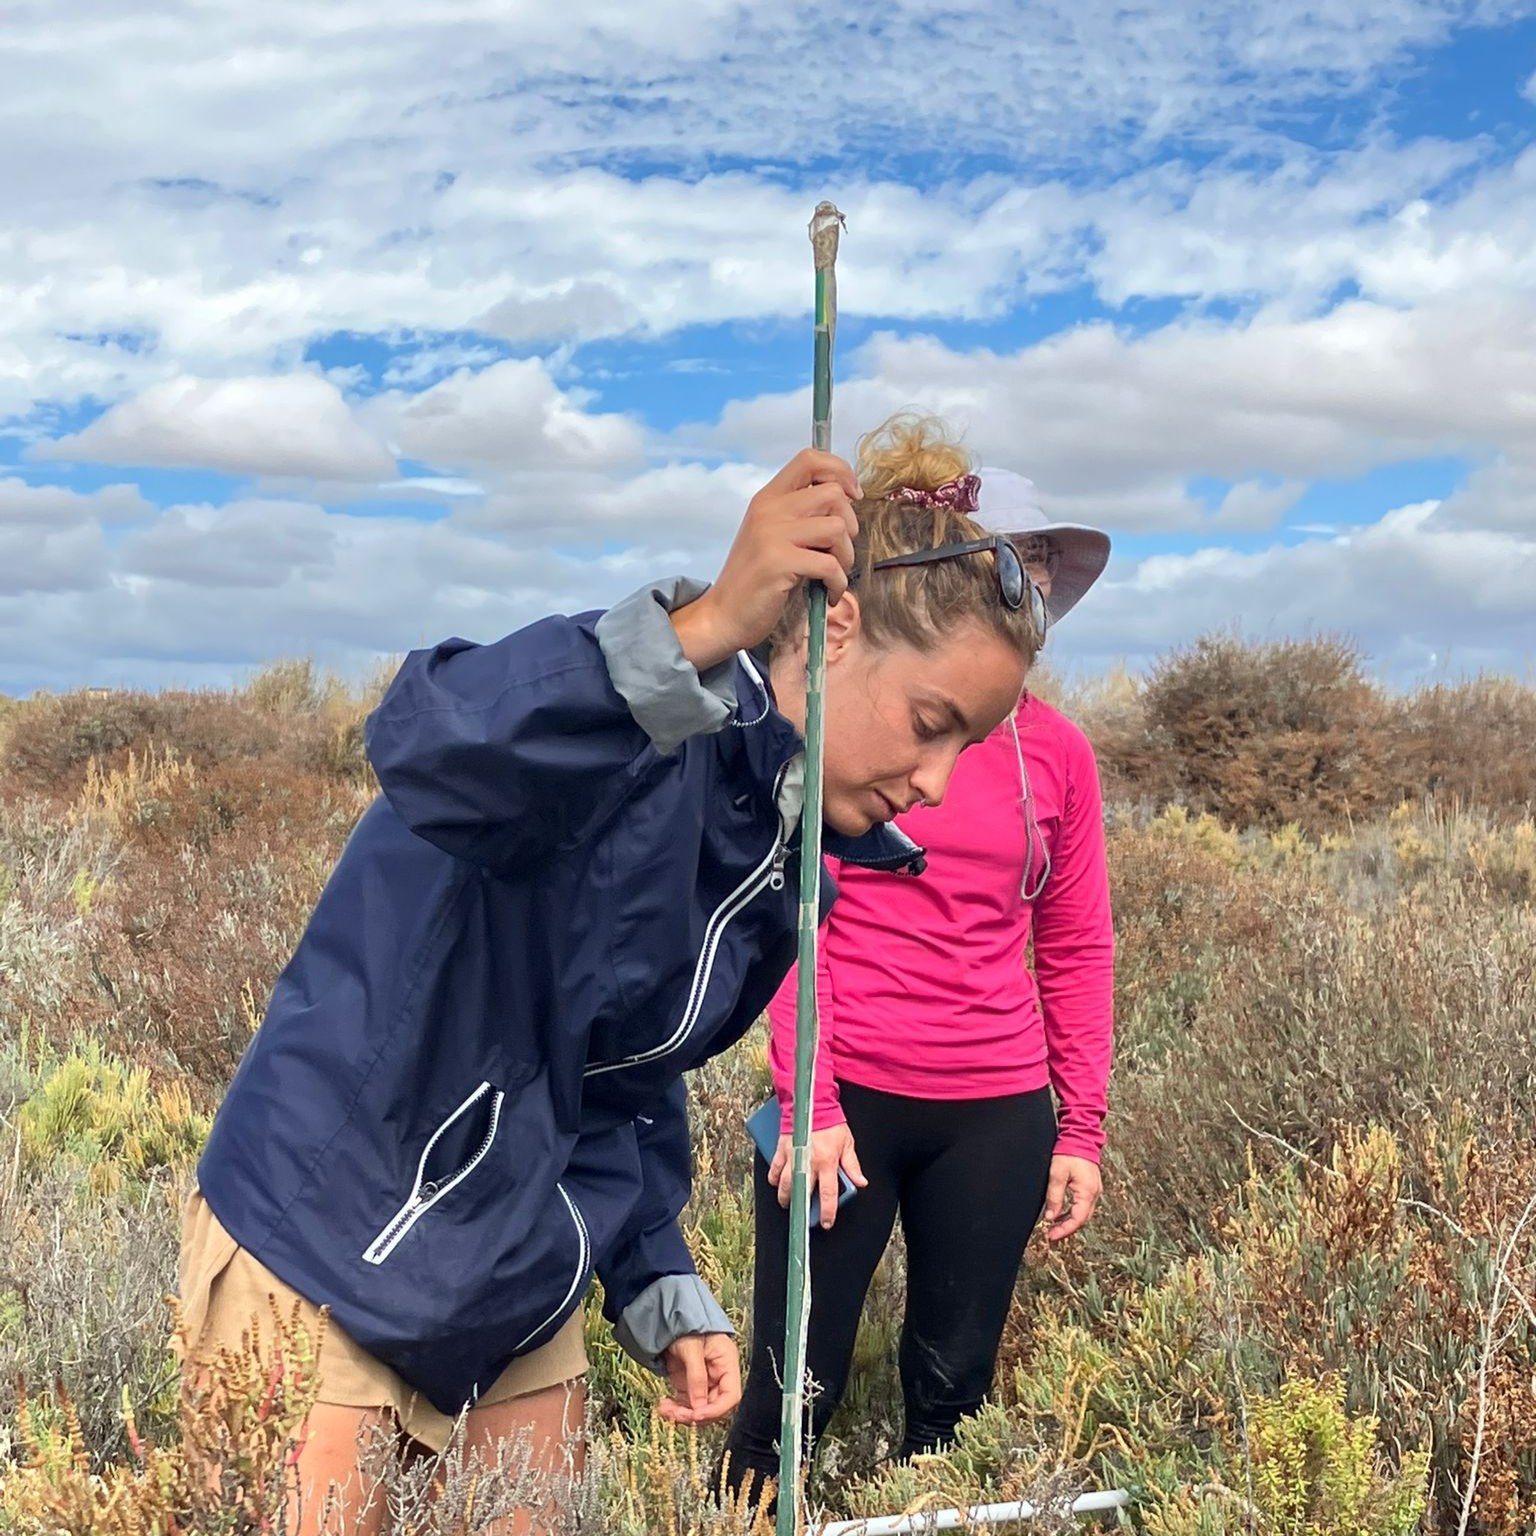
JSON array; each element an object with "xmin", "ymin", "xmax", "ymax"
[{"xmin": 777, "ymin": 200, "xmax": 845, "ymax": 1536}]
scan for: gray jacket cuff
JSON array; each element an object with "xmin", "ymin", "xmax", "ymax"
[
  {"xmin": 612, "ymin": 1273, "xmax": 736, "ymax": 1376},
  {"xmin": 595, "ymin": 577, "xmax": 738, "ymax": 756}
]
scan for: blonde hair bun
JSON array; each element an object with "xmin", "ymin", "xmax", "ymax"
[{"xmin": 856, "ymin": 412, "xmax": 972, "ymax": 501}]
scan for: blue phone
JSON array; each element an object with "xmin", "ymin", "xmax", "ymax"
[{"xmin": 745, "ymin": 1097, "xmax": 858, "ymax": 1228}]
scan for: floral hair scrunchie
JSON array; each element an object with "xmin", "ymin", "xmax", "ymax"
[{"xmin": 887, "ymin": 473, "xmax": 981, "ymax": 513}]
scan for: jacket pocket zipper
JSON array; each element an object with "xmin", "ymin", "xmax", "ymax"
[{"xmin": 363, "ymin": 1081, "xmax": 504, "ymax": 1265}]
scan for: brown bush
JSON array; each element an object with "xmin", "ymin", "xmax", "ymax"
[
  {"xmin": 2, "ymin": 692, "xmax": 282, "ymax": 800},
  {"xmin": 1380, "ymin": 676, "xmax": 1536, "ymax": 819},
  {"xmin": 1075, "ymin": 635, "xmax": 1536, "ymax": 832},
  {"xmin": 1136, "ymin": 632, "xmax": 1389, "ymax": 833},
  {"xmin": 1, "ymin": 685, "xmax": 377, "ymax": 808},
  {"xmin": 1104, "ymin": 810, "xmax": 1288, "ymax": 1042},
  {"xmin": 1088, "ymin": 872, "xmax": 1536, "ymax": 1282},
  {"xmin": 68, "ymin": 772, "xmax": 362, "ymax": 1088},
  {"xmin": 0, "ymin": 674, "xmax": 380, "ymax": 1084}
]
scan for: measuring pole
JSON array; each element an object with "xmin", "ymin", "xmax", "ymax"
[{"xmin": 776, "ymin": 199, "xmax": 845, "ymax": 1536}]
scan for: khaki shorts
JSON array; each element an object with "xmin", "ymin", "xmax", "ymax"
[{"xmin": 176, "ymin": 1190, "xmax": 588, "ymax": 1454}]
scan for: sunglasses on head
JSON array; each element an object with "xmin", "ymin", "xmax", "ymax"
[{"xmin": 864, "ymin": 535, "xmax": 1050, "ymax": 645}]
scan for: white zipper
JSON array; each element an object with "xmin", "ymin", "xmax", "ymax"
[
  {"xmin": 586, "ymin": 767, "xmax": 795, "ymax": 1079},
  {"xmin": 769, "ymin": 841, "xmax": 790, "ymax": 891},
  {"xmin": 512, "ymin": 1183, "xmax": 590, "ymax": 1353},
  {"xmin": 362, "ymin": 1081, "xmax": 504, "ymax": 1265}
]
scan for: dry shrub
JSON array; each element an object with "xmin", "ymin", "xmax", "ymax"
[
  {"xmin": 0, "ymin": 681, "xmax": 378, "ymax": 1086},
  {"xmin": 62, "ymin": 802, "xmax": 350, "ymax": 1087},
  {"xmin": 241, "ymin": 657, "xmax": 338, "ymax": 716},
  {"xmin": 1056, "ymin": 663, "xmax": 1160, "ymax": 810},
  {"xmin": 3, "ymin": 691, "xmax": 284, "ymax": 800},
  {"xmin": 6, "ymin": 734, "xmax": 372, "ymax": 1087},
  {"xmin": 1136, "ymin": 633, "xmax": 1389, "ymax": 833},
  {"xmin": 4, "ymin": 1300, "xmax": 322, "ymax": 1534},
  {"xmin": 2, "ymin": 682, "xmax": 377, "ymax": 810},
  {"xmin": 1225, "ymin": 1121, "xmax": 1536, "ymax": 1533},
  {"xmin": 1071, "ymin": 636, "xmax": 1536, "ymax": 832},
  {"xmin": 1382, "ymin": 676, "xmax": 1536, "ymax": 819},
  {"xmin": 1105, "ymin": 808, "xmax": 1292, "ymax": 1055},
  {"xmin": 0, "ymin": 1161, "xmax": 183, "ymax": 1468},
  {"xmin": 74, "ymin": 745, "xmax": 200, "ymax": 839},
  {"xmin": 2, "ymin": 1293, "xmax": 776, "ymax": 1535},
  {"xmin": 1077, "ymin": 829, "xmax": 1536, "ymax": 1297},
  {"xmin": 998, "ymin": 1123, "xmax": 1512, "ymax": 1533},
  {"xmin": 9, "ymin": 660, "xmax": 1536, "ymax": 1531}
]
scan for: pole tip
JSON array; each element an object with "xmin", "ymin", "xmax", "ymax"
[{"xmin": 809, "ymin": 202, "xmax": 846, "ymax": 266}]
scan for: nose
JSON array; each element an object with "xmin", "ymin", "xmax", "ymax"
[{"xmin": 909, "ymin": 747, "xmax": 962, "ymax": 812}]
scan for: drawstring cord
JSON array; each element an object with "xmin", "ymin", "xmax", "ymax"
[{"xmin": 1008, "ymin": 711, "xmax": 1052, "ymax": 902}]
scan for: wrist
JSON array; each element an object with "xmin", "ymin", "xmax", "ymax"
[{"xmin": 669, "ymin": 592, "xmax": 736, "ymax": 673}]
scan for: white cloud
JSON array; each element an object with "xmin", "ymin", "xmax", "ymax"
[
  {"xmin": 1081, "ymin": 137, "xmax": 1509, "ymax": 309},
  {"xmin": 373, "ymin": 358, "xmax": 647, "ymax": 474},
  {"xmin": 3, "ymin": 0, "xmax": 1521, "ymax": 188},
  {"xmin": 2, "ymin": 4, "xmax": 1533, "ymax": 424},
  {"xmin": 1212, "ymin": 480, "xmax": 1310, "ymax": 530},
  {"xmin": 14, "ymin": 141, "xmax": 1534, "ymax": 426},
  {"xmin": 1059, "ymin": 498, "xmax": 1536, "ymax": 680},
  {"xmin": 3, "ymin": 468, "xmax": 1530, "ymax": 693},
  {"xmin": 0, "ymin": 520, "xmax": 109, "ymax": 598},
  {"xmin": 36, "ymin": 375, "xmax": 395, "ymax": 479},
  {"xmin": 0, "ymin": 501, "xmax": 624, "ymax": 692},
  {"xmin": 0, "ymin": 461, "xmax": 766, "ymax": 691},
  {"xmin": 5, "ymin": 1, "xmax": 1536, "ymax": 688},
  {"xmin": 0, "ymin": 478, "xmax": 155, "ymax": 527},
  {"xmin": 461, "ymin": 460, "xmax": 764, "ymax": 545},
  {"xmin": 692, "ymin": 290, "xmax": 1536, "ymax": 527},
  {"xmin": 118, "ymin": 500, "xmax": 344, "ymax": 589},
  {"xmin": 1423, "ymin": 455, "xmax": 1536, "ymax": 534},
  {"xmin": 0, "ymin": 479, "xmax": 151, "ymax": 598}
]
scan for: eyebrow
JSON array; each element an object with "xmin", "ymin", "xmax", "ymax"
[{"xmin": 938, "ymin": 696, "xmax": 972, "ymax": 735}]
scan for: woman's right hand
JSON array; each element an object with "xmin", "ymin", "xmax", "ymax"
[
  {"xmin": 768, "ymin": 1121, "xmax": 868, "ymax": 1230},
  {"xmin": 670, "ymin": 450, "xmax": 862, "ymax": 672}
]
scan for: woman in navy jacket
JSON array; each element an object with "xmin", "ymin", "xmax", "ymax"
[{"xmin": 184, "ymin": 439, "xmax": 1039, "ymax": 1532}]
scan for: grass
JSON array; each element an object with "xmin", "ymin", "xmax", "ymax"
[{"xmin": 1, "ymin": 640, "xmax": 1534, "ymax": 1531}]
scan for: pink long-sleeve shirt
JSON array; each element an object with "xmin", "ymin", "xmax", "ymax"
[{"xmin": 769, "ymin": 694, "xmax": 1115, "ymax": 1163}]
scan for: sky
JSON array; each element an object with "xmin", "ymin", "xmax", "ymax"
[{"xmin": 3, "ymin": 0, "xmax": 1536, "ymax": 693}]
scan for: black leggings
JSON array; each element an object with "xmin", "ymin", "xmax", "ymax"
[{"xmin": 721, "ymin": 1081, "xmax": 1056, "ymax": 1501}]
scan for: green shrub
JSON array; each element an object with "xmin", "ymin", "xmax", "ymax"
[{"xmin": 18, "ymin": 1043, "xmax": 209, "ymax": 1192}]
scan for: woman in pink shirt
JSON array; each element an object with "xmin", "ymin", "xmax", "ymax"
[{"xmin": 722, "ymin": 423, "xmax": 1115, "ymax": 1507}]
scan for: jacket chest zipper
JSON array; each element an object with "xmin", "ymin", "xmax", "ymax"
[{"xmin": 586, "ymin": 767, "xmax": 795, "ymax": 1079}]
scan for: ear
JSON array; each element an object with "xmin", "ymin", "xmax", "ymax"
[{"xmin": 823, "ymin": 590, "xmax": 864, "ymax": 662}]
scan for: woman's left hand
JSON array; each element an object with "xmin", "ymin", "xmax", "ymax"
[
  {"xmin": 658, "ymin": 1332, "xmax": 743, "ymax": 1425},
  {"xmin": 1041, "ymin": 1155, "xmax": 1101, "ymax": 1242}
]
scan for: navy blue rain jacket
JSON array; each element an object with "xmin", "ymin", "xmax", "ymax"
[{"xmin": 196, "ymin": 579, "xmax": 921, "ymax": 1414}]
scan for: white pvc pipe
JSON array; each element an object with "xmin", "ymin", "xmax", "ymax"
[{"xmin": 811, "ymin": 1488, "xmax": 1131, "ymax": 1535}]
